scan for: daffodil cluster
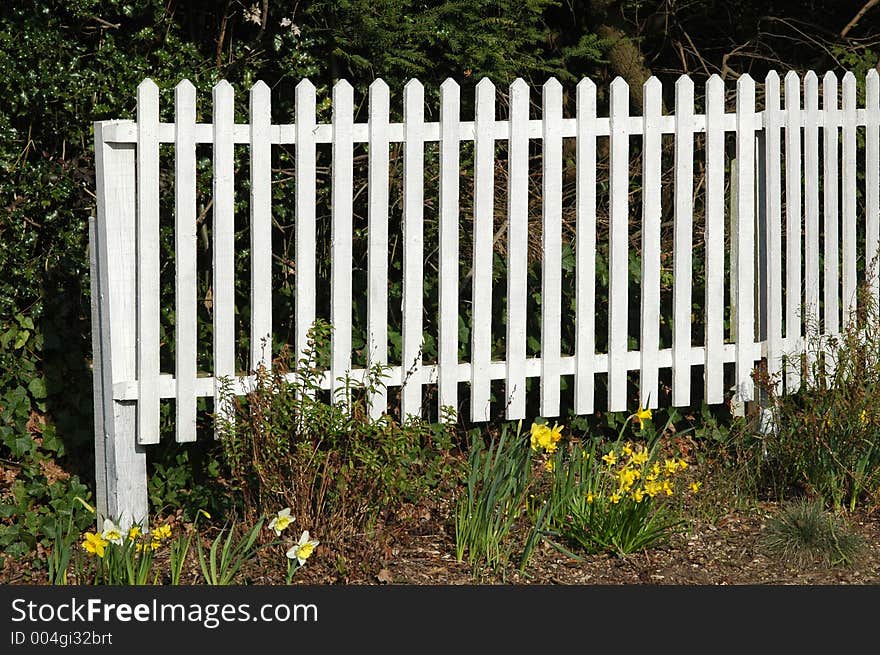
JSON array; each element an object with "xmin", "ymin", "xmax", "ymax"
[
  {"xmin": 530, "ymin": 421, "xmax": 563, "ymax": 454},
  {"xmin": 593, "ymin": 441, "xmax": 691, "ymax": 506}
]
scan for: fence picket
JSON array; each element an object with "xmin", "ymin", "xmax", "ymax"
[
  {"xmin": 212, "ymin": 80, "xmax": 236, "ymax": 438},
  {"xmin": 640, "ymin": 77, "xmax": 662, "ymax": 409},
  {"xmin": 540, "ymin": 78, "xmax": 563, "ymax": 417},
  {"xmin": 506, "ymin": 78, "xmax": 529, "ymax": 420},
  {"xmin": 735, "ymin": 74, "xmax": 756, "ymax": 405},
  {"xmin": 672, "ymin": 75, "xmax": 694, "ymax": 406},
  {"xmin": 783, "ymin": 71, "xmax": 802, "ymax": 391},
  {"xmin": 574, "ymin": 78, "xmax": 597, "ymax": 415},
  {"xmin": 296, "ymin": 80, "xmax": 318, "ymax": 396},
  {"xmin": 401, "ymin": 80, "xmax": 425, "ymax": 419},
  {"xmin": 823, "ymin": 72, "xmax": 840, "ymax": 342},
  {"xmin": 331, "ymin": 80, "xmax": 354, "ymax": 407},
  {"xmin": 842, "ymin": 72, "xmax": 857, "ymax": 325},
  {"xmin": 608, "ymin": 77, "xmax": 630, "ymax": 412},
  {"xmin": 136, "ymin": 79, "xmax": 160, "ymax": 445},
  {"xmin": 803, "ymin": 72, "xmax": 820, "ymax": 383},
  {"xmin": 250, "ymin": 81, "xmax": 272, "ymax": 376},
  {"xmin": 868, "ymin": 70, "xmax": 880, "ymax": 303},
  {"xmin": 174, "ymin": 80, "xmax": 197, "ymax": 443},
  {"xmin": 704, "ymin": 75, "xmax": 725, "ymax": 404},
  {"xmin": 439, "ymin": 79, "xmax": 460, "ymax": 418},
  {"xmin": 471, "ymin": 78, "xmax": 494, "ymax": 421},
  {"xmin": 763, "ymin": 71, "xmax": 783, "ymax": 395}
]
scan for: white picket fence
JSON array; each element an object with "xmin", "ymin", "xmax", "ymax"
[{"xmin": 91, "ymin": 70, "xmax": 880, "ymax": 524}]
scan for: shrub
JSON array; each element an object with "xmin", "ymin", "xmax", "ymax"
[
  {"xmin": 761, "ymin": 498, "xmax": 863, "ymax": 567},
  {"xmin": 215, "ymin": 319, "xmax": 461, "ymax": 543}
]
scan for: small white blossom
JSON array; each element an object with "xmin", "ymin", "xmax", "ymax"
[
  {"xmin": 268, "ymin": 507, "xmax": 294, "ymax": 536},
  {"xmin": 286, "ymin": 530, "xmax": 319, "ymax": 566}
]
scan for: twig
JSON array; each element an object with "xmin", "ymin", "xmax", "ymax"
[{"xmin": 840, "ymin": 0, "xmax": 879, "ymax": 39}]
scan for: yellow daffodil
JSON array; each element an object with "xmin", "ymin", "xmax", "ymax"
[
  {"xmin": 678, "ymin": 459, "xmax": 688, "ymax": 471},
  {"xmin": 644, "ymin": 480, "xmax": 661, "ymax": 498},
  {"xmin": 860, "ymin": 410, "xmax": 869, "ymax": 425},
  {"xmin": 609, "ymin": 492, "xmax": 622, "ymax": 504},
  {"xmin": 662, "ymin": 480, "xmax": 673, "ymax": 496},
  {"xmin": 543, "ymin": 459, "xmax": 554, "ymax": 472},
  {"xmin": 586, "ymin": 492, "xmax": 594, "ymax": 504},
  {"xmin": 128, "ymin": 526, "xmax": 141, "ymax": 541},
  {"xmin": 634, "ymin": 406, "xmax": 652, "ymax": 429},
  {"xmin": 632, "ymin": 488, "xmax": 645, "ymax": 503},
  {"xmin": 623, "ymin": 442, "xmax": 633, "ymax": 456},
  {"xmin": 690, "ymin": 481, "xmax": 702, "ymax": 493},
  {"xmin": 602, "ymin": 451, "xmax": 617, "ymax": 466},
  {"xmin": 632, "ymin": 450, "xmax": 649, "ymax": 465},
  {"xmin": 152, "ymin": 524, "xmax": 172, "ymax": 540},
  {"xmin": 269, "ymin": 507, "xmax": 294, "ymax": 536},
  {"xmin": 82, "ymin": 532, "xmax": 109, "ymax": 558},
  {"xmin": 287, "ymin": 530, "xmax": 319, "ymax": 566},
  {"xmin": 664, "ymin": 459, "xmax": 679, "ymax": 476}
]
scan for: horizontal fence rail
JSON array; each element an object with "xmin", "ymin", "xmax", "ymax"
[{"xmin": 91, "ymin": 70, "xmax": 880, "ymax": 525}]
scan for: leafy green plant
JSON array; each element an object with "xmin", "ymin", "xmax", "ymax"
[
  {"xmin": 761, "ymin": 498, "xmax": 864, "ymax": 567},
  {"xmin": 215, "ymin": 319, "xmax": 461, "ymax": 542},
  {"xmin": 546, "ymin": 409, "xmax": 692, "ymax": 557},
  {"xmin": 196, "ymin": 517, "xmax": 265, "ymax": 586},
  {"xmin": 747, "ymin": 280, "xmax": 880, "ymax": 510},
  {"xmin": 454, "ymin": 421, "xmax": 547, "ymax": 575}
]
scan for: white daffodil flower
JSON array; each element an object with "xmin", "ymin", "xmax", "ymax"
[
  {"xmin": 101, "ymin": 518, "xmax": 124, "ymax": 545},
  {"xmin": 268, "ymin": 507, "xmax": 294, "ymax": 536},
  {"xmin": 286, "ymin": 530, "xmax": 319, "ymax": 566}
]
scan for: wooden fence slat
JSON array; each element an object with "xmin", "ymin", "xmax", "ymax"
[
  {"xmin": 94, "ymin": 120, "xmax": 148, "ymax": 526},
  {"xmin": 704, "ymin": 75, "xmax": 725, "ymax": 404},
  {"xmin": 783, "ymin": 71, "xmax": 802, "ymax": 392},
  {"xmin": 608, "ymin": 77, "xmax": 630, "ymax": 412},
  {"xmin": 366, "ymin": 79, "xmax": 390, "ymax": 418},
  {"xmin": 804, "ymin": 71, "xmax": 821, "ymax": 383},
  {"xmin": 471, "ymin": 78, "xmax": 494, "ymax": 421},
  {"xmin": 249, "ymin": 81, "xmax": 272, "ymax": 377},
  {"xmin": 734, "ymin": 74, "xmax": 756, "ymax": 405},
  {"xmin": 842, "ymin": 72, "xmax": 857, "ymax": 325},
  {"xmin": 823, "ymin": 72, "xmax": 840, "ymax": 341},
  {"xmin": 296, "ymin": 80, "xmax": 318, "ymax": 393},
  {"xmin": 672, "ymin": 75, "xmax": 694, "ymax": 406},
  {"xmin": 331, "ymin": 80, "xmax": 354, "ymax": 407},
  {"xmin": 439, "ymin": 78, "xmax": 461, "ymax": 418},
  {"xmin": 506, "ymin": 78, "xmax": 529, "ymax": 420},
  {"xmin": 867, "ymin": 69, "xmax": 880, "ymax": 304},
  {"xmin": 401, "ymin": 79, "xmax": 425, "ymax": 419},
  {"xmin": 574, "ymin": 78, "xmax": 597, "ymax": 415},
  {"xmin": 540, "ymin": 78, "xmax": 563, "ymax": 417},
  {"xmin": 212, "ymin": 80, "xmax": 236, "ymax": 438},
  {"xmin": 136, "ymin": 79, "xmax": 160, "ymax": 445},
  {"xmin": 763, "ymin": 71, "xmax": 783, "ymax": 395},
  {"xmin": 174, "ymin": 80, "xmax": 198, "ymax": 443},
  {"xmin": 640, "ymin": 77, "xmax": 662, "ymax": 409}
]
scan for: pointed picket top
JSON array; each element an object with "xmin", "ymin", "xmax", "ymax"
[
  {"xmin": 736, "ymin": 73, "xmax": 755, "ymax": 91},
  {"xmin": 175, "ymin": 78, "xmax": 195, "ymax": 95},
  {"xmin": 805, "ymin": 70, "xmax": 818, "ymax": 85},
  {"xmin": 823, "ymin": 70, "xmax": 838, "ymax": 84},
  {"xmin": 296, "ymin": 77, "xmax": 316, "ymax": 93},
  {"xmin": 868, "ymin": 68, "xmax": 880, "ymax": 105},
  {"xmin": 576, "ymin": 76, "xmax": 596, "ymax": 94},
  {"xmin": 213, "ymin": 79, "xmax": 233, "ymax": 92},
  {"xmin": 250, "ymin": 79, "xmax": 270, "ymax": 98},
  {"xmin": 369, "ymin": 77, "xmax": 389, "ymax": 94},
  {"xmin": 138, "ymin": 77, "xmax": 159, "ymax": 93},
  {"xmin": 644, "ymin": 75, "xmax": 663, "ymax": 94},
  {"xmin": 543, "ymin": 76, "xmax": 562, "ymax": 93},
  {"xmin": 250, "ymin": 80, "xmax": 270, "ymax": 111},
  {"xmin": 868, "ymin": 67, "xmax": 880, "ymax": 87},
  {"xmin": 403, "ymin": 78, "xmax": 424, "ymax": 113},
  {"xmin": 610, "ymin": 76, "xmax": 629, "ymax": 94},
  {"xmin": 843, "ymin": 70, "xmax": 857, "ymax": 102},
  {"xmin": 644, "ymin": 76, "xmax": 663, "ymax": 114},
  {"xmin": 765, "ymin": 70, "xmax": 780, "ymax": 109},
  {"xmin": 784, "ymin": 71, "xmax": 800, "ymax": 107},
  {"xmin": 440, "ymin": 77, "xmax": 459, "ymax": 94},
  {"xmin": 736, "ymin": 73, "xmax": 755, "ymax": 111},
  {"xmin": 476, "ymin": 77, "xmax": 495, "ymax": 94},
  {"xmin": 213, "ymin": 79, "xmax": 234, "ymax": 105},
  {"xmin": 510, "ymin": 77, "xmax": 529, "ymax": 95},
  {"xmin": 333, "ymin": 78, "xmax": 353, "ymax": 105},
  {"xmin": 784, "ymin": 70, "xmax": 800, "ymax": 87},
  {"xmin": 706, "ymin": 74, "xmax": 724, "ymax": 97}
]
